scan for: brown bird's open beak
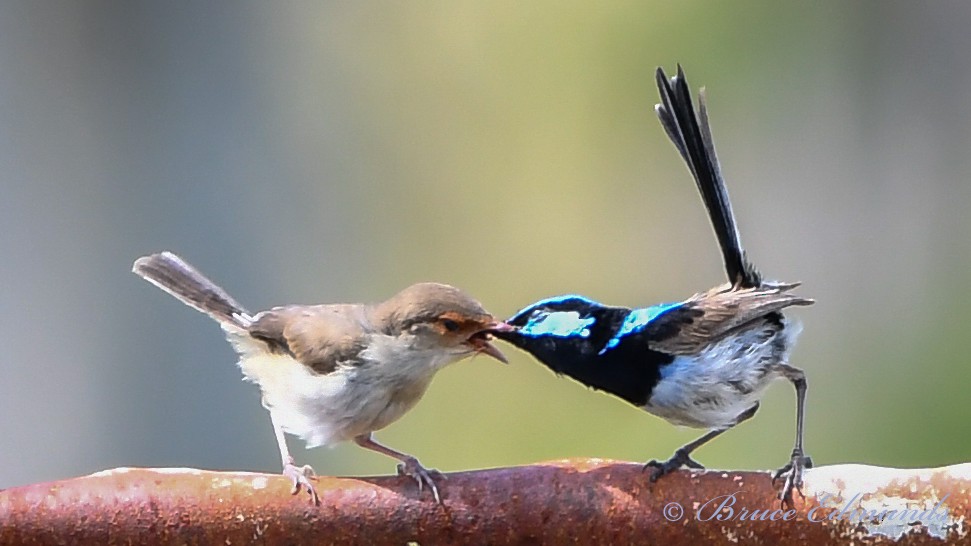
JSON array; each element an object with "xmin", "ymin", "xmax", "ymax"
[{"xmin": 468, "ymin": 321, "xmax": 516, "ymax": 364}]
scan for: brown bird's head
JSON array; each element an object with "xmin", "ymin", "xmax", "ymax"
[{"xmin": 375, "ymin": 282, "xmax": 513, "ymax": 363}]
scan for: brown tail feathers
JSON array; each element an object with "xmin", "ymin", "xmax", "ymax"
[{"xmin": 133, "ymin": 251, "xmax": 251, "ymax": 328}]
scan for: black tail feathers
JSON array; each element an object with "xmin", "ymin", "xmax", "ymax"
[
  {"xmin": 655, "ymin": 65, "xmax": 761, "ymax": 288},
  {"xmin": 133, "ymin": 251, "xmax": 251, "ymax": 328}
]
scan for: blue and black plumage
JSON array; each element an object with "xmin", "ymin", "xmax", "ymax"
[{"xmin": 494, "ymin": 66, "xmax": 814, "ymax": 504}]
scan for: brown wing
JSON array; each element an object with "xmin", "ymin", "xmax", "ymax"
[
  {"xmin": 647, "ymin": 282, "xmax": 813, "ymax": 355},
  {"xmin": 247, "ymin": 304, "xmax": 369, "ymax": 374}
]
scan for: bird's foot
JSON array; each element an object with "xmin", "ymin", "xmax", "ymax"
[
  {"xmin": 283, "ymin": 462, "xmax": 320, "ymax": 506},
  {"xmin": 773, "ymin": 451, "xmax": 813, "ymax": 508},
  {"xmin": 643, "ymin": 448, "xmax": 705, "ymax": 482},
  {"xmin": 397, "ymin": 457, "xmax": 446, "ymax": 503}
]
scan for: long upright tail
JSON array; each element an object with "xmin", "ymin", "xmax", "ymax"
[
  {"xmin": 133, "ymin": 251, "xmax": 252, "ymax": 328},
  {"xmin": 655, "ymin": 65, "xmax": 761, "ymax": 288}
]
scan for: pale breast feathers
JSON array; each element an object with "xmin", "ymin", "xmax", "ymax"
[{"xmin": 247, "ymin": 305, "xmax": 370, "ymax": 374}]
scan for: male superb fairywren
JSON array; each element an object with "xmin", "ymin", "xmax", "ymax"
[
  {"xmin": 493, "ymin": 66, "xmax": 814, "ymax": 504},
  {"xmin": 134, "ymin": 251, "xmax": 512, "ymax": 505}
]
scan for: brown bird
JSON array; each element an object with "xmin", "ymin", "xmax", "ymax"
[{"xmin": 133, "ymin": 251, "xmax": 511, "ymax": 504}]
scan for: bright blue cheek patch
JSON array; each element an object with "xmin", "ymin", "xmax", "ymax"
[
  {"xmin": 599, "ymin": 302, "xmax": 683, "ymax": 354},
  {"xmin": 521, "ymin": 311, "xmax": 596, "ymax": 338}
]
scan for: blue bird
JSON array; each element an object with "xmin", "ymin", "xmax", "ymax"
[{"xmin": 493, "ymin": 66, "xmax": 814, "ymax": 504}]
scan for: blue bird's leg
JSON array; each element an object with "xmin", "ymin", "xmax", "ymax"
[
  {"xmin": 771, "ymin": 364, "xmax": 813, "ymax": 507},
  {"xmin": 644, "ymin": 402, "xmax": 760, "ymax": 480}
]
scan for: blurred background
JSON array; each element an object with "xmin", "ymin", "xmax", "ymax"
[{"xmin": 2, "ymin": 1, "xmax": 970, "ymax": 490}]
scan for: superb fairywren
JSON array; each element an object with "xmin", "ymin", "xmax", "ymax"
[
  {"xmin": 493, "ymin": 66, "xmax": 814, "ymax": 504},
  {"xmin": 134, "ymin": 251, "xmax": 512, "ymax": 505}
]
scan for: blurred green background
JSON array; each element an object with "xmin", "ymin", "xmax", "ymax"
[{"xmin": 2, "ymin": 2, "xmax": 970, "ymax": 490}]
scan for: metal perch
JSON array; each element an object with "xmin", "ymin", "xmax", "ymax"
[{"xmin": 1, "ymin": 459, "xmax": 968, "ymax": 545}]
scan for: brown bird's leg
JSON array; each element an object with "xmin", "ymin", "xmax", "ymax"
[
  {"xmin": 354, "ymin": 433, "xmax": 445, "ymax": 503},
  {"xmin": 772, "ymin": 363, "xmax": 813, "ymax": 507},
  {"xmin": 270, "ymin": 412, "xmax": 319, "ymax": 506}
]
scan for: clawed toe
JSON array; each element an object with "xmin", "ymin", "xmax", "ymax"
[
  {"xmin": 644, "ymin": 449, "xmax": 705, "ymax": 482},
  {"xmin": 774, "ymin": 453, "xmax": 812, "ymax": 507},
  {"xmin": 397, "ymin": 458, "xmax": 444, "ymax": 503},
  {"xmin": 283, "ymin": 463, "xmax": 320, "ymax": 506}
]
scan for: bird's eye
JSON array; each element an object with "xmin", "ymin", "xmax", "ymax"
[{"xmin": 442, "ymin": 319, "xmax": 460, "ymax": 332}]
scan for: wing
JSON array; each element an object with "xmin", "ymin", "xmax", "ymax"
[
  {"xmin": 645, "ymin": 283, "xmax": 813, "ymax": 355},
  {"xmin": 247, "ymin": 304, "xmax": 369, "ymax": 374}
]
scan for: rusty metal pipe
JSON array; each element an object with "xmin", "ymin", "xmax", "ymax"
[{"xmin": 1, "ymin": 459, "xmax": 969, "ymax": 545}]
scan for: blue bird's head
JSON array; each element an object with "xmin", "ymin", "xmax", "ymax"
[
  {"xmin": 506, "ymin": 295, "xmax": 604, "ymax": 338},
  {"xmin": 493, "ymin": 294, "xmax": 629, "ymax": 364},
  {"xmin": 491, "ymin": 294, "xmax": 675, "ymax": 406}
]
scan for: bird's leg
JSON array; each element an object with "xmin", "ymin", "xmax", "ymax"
[
  {"xmin": 771, "ymin": 364, "xmax": 813, "ymax": 507},
  {"xmin": 644, "ymin": 429, "xmax": 718, "ymax": 479},
  {"xmin": 645, "ymin": 403, "xmax": 760, "ymax": 481},
  {"xmin": 354, "ymin": 433, "xmax": 445, "ymax": 503},
  {"xmin": 270, "ymin": 411, "xmax": 319, "ymax": 506}
]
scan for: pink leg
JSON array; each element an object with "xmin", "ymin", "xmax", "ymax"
[
  {"xmin": 270, "ymin": 412, "xmax": 319, "ymax": 506},
  {"xmin": 354, "ymin": 433, "xmax": 445, "ymax": 503}
]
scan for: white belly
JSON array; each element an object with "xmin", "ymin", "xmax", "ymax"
[
  {"xmin": 643, "ymin": 321, "xmax": 800, "ymax": 429},
  {"xmin": 230, "ymin": 331, "xmax": 457, "ymax": 448}
]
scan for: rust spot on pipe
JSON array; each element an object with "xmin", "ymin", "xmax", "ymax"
[{"xmin": 1, "ymin": 460, "xmax": 969, "ymax": 545}]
